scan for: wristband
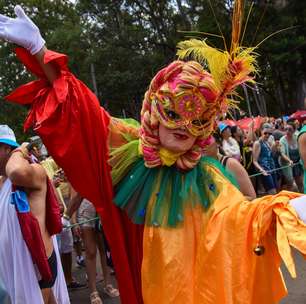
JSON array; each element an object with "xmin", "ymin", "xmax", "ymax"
[{"xmin": 11, "ymin": 148, "xmax": 30, "ymax": 160}]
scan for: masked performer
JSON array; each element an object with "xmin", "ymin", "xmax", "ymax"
[{"xmin": 1, "ymin": 3, "xmax": 306, "ymax": 304}]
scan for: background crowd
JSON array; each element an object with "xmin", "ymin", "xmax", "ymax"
[{"xmin": 210, "ymin": 112, "xmax": 306, "ymax": 197}]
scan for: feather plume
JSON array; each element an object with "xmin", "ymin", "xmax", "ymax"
[
  {"xmin": 231, "ymin": 0, "xmax": 244, "ymax": 53},
  {"xmin": 177, "ymin": 39, "xmax": 230, "ymax": 89},
  {"xmin": 176, "ymin": 0, "xmax": 259, "ymax": 117}
]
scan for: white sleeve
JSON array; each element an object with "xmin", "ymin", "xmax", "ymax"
[
  {"xmin": 289, "ymin": 196, "xmax": 306, "ymax": 223},
  {"xmin": 222, "ymin": 139, "xmax": 240, "ymax": 157}
]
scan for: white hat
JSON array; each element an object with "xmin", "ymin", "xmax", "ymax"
[{"xmin": 0, "ymin": 125, "xmax": 19, "ymax": 148}]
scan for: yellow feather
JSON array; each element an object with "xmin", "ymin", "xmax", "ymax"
[
  {"xmin": 177, "ymin": 39, "xmax": 230, "ymax": 89},
  {"xmin": 176, "ymin": 0, "xmax": 260, "ymax": 118}
]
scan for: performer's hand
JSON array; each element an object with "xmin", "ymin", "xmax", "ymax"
[
  {"xmin": 289, "ymin": 196, "xmax": 306, "ymax": 224},
  {"xmin": 0, "ymin": 5, "xmax": 45, "ymax": 54}
]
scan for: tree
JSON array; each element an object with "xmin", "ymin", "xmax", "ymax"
[{"xmin": 1, "ymin": 0, "xmax": 305, "ymax": 140}]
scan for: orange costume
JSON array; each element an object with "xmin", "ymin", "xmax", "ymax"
[
  {"xmin": 5, "ymin": 1, "xmax": 306, "ymax": 303},
  {"xmin": 6, "ymin": 48, "xmax": 306, "ymax": 304}
]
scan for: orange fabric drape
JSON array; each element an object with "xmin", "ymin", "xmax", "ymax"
[{"xmin": 142, "ymin": 165, "xmax": 306, "ymax": 304}]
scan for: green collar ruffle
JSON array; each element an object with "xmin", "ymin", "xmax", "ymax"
[{"xmin": 112, "ymin": 145, "xmax": 238, "ymax": 227}]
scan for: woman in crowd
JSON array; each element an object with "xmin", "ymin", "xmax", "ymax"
[
  {"xmin": 280, "ymin": 122, "xmax": 304, "ymax": 192},
  {"xmin": 203, "ymin": 135, "xmax": 256, "ymax": 200},
  {"xmin": 252, "ymin": 124, "xmax": 277, "ymax": 194},
  {"xmin": 69, "ymin": 190, "xmax": 119, "ymax": 304},
  {"xmin": 231, "ymin": 122, "xmax": 257, "ymax": 174},
  {"xmin": 271, "ymin": 132, "xmax": 291, "ymax": 192},
  {"xmin": 219, "ymin": 123, "xmax": 241, "ymax": 161}
]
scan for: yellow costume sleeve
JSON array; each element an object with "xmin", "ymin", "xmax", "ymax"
[{"xmin": 142, "ymin": 164, "xmax": 306, "ymax": 304}]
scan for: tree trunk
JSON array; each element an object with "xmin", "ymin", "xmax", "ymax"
[
  {"xmin": 296, "ymin": 77, "xmax": 306, "ymax": 110},
  {"xmin": 251, "ymin": 86, "xmax": 263, "ymax": 116},
  {"xmin": 275, "ymin": 71, "xmax": 287, "ymax": 113},
  {"xmin": 242, "ymin": 85, "xmax": 253, "ymax": 117}
]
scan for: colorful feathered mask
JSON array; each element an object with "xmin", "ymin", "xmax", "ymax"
[{"xmin": 140, "ymin": 0, "xmax": 258, "ymax": 170}]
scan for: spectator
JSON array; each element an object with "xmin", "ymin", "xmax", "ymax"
[
  {"xmin": 262, "ymin": 122, "xmax": 275, "ymax": 147},
  {"xmin": 203, "ymin": 136, "xmax": 256, "ymax": 200},
  {"xmin": 65, "ymin": 189, "xmax": 119, "ymax": 304},
  {"xmin": 219, "ymin": 123, "xmax": 241, "ymax": 161},
  {"xmin": 41, "ymin": 157, "xmax": 86, "ymax": 290},
  {"xmin": 273, "ymin": 118, "xmax": 285, "ymax": 140},
  {"xmin": 231, "ymin": 126, "xmax": 244, "ymax": 153},
  {"xmin": 232, "ymin": 122, "xmax": 256, "ymax": 172},
  {"xmin": 298, "ymin": 123, "xmax": 306, "ymax": 193},
  {"xmin": 271, "ymin": 134, "xmax": 290, "ymax": 192},
  {"xmin": 294, "ymin": 119, "xmax": 301, "ymax": 132},
  {"xmin": 252, "ymin": 124, "xmax": 277, "ymax": 194},
  {"xmin": 280, "ymin": 122, "xmax": 304, "ymax": 192},
  {"xmin": 0, "ymin": 125, "xmax": 69, "ymax": 304},
  {"xmin": 79, "ymin": 199, "xmax": 119, "ymax": 303}
]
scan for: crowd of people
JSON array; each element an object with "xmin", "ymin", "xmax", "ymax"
[
  {"xmin": 205, "ymin": 117, "xmax": 306, "ymax": 198},
  {"xmin": 0, "ymin": 4, "xmax": 306, "ymax": 304}
]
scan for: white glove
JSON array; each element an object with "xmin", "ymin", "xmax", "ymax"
[
  {"xmin": 0, "ymin": 5, "xmax": 45, "ymax": 54},
  {"xmin": 289, "ymin": 195, "xmax": 306, "ymax": 223}
]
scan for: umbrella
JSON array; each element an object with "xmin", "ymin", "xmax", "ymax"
[{"xmin": 289, "ymin": 110, "xmax": 306, "ymax": 121}]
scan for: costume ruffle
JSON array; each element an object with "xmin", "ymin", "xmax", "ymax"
[{"xmin": 114, "ymin": 155, "xmax": 238, "ymax": 227}]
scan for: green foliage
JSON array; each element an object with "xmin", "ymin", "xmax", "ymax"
[{"xmin": 0, "ymin": 0, "xmax": 305, "ymax": 140}]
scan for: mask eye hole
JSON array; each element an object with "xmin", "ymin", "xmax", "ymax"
[
  {"xmin": 192, "ymin": 119, "xmax": 207, "ymax": 127},
  {"xmin": 165, "ymin": 109, "xmax": 181, "ymax": 120}
]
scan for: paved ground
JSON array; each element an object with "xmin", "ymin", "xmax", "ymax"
[
  {"xmin": 69, "ymin": 253, "xmax": 120, "ymax": 304},
  {"xmin": 70, "ymin": 249, "xmax": 305, "ymax": 304},
  {"xmin": 281, "ymin": 249, "xmax": 306, "ymax": 304},
  {"xmin": 69, "ymin": 263, "xmax": 120, "ymax": 303}
]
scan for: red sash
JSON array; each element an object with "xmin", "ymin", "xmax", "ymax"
[{"xmin": 12, "ymin": 178, "xmax": 62, "ymax": 281}]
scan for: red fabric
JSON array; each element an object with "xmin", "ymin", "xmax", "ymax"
[
  {"xmin": 219, "ymin": 117, "xmax": 263, "ymax": 131},
  {"xmin": 16, "ymin": 212, "xmax": 52, "ymax": 281},
  {"xmin": 11, "ymin": 182, "xmax": 52, "ymax": 282},
  {"xmin": 290, "ymin": 110, "xmax": 306, "ymax": 121},
  {"xmin": 237, "ymin": 116, "xmax": 263, "ymax": 131},
  {"xmin": 45, "ymin": 178, "xmax": 62, "ymax": 235},
  {"xmin": 7, "ymin": 49, "xmax": 144, "ymax": 303},
  {"xmin": 12, "ymin": 178, "xmax": 62, "ymax": 281}
]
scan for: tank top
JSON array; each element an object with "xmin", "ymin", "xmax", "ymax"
[{"xmin": 258, "ymin": 139, "xmax": 275, "ymax": 170}]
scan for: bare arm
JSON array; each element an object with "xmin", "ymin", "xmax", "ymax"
[
  {"xmin": 279, "ymin": 140, "xmax": 292, "ymax": 164},
  {"xmin": 252, "ymin": 141, "xmax": 264, "ymax": 172},
  {"xmin": 280, "ymin": 153, "xmax": 292, "ymax": 164},
  {"xmin": 299, "ymin": 133, "xmax": 306, "ymax": 168},
  {"xmin": 244, "ymin": 122, "xmax": 255, "ymax": 146},
  {"xmin": 6, "ymin": 144, "xmax": 46, "ymax": 189},
  {"xmin": 65, "ymin": 186, "xmax": 82, "ymax": 218},
  {"xmin": 226, "ymin": 158, "xmax": 256, "ymax": 200},
  {"xmin": 35, "ymin": 46, "xmax": 58, "ymax": 83}
]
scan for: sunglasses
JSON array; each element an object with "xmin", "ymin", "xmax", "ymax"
[{"xmin": 263, "ymin": 132, "xmax": 272, "ymax": 135}]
